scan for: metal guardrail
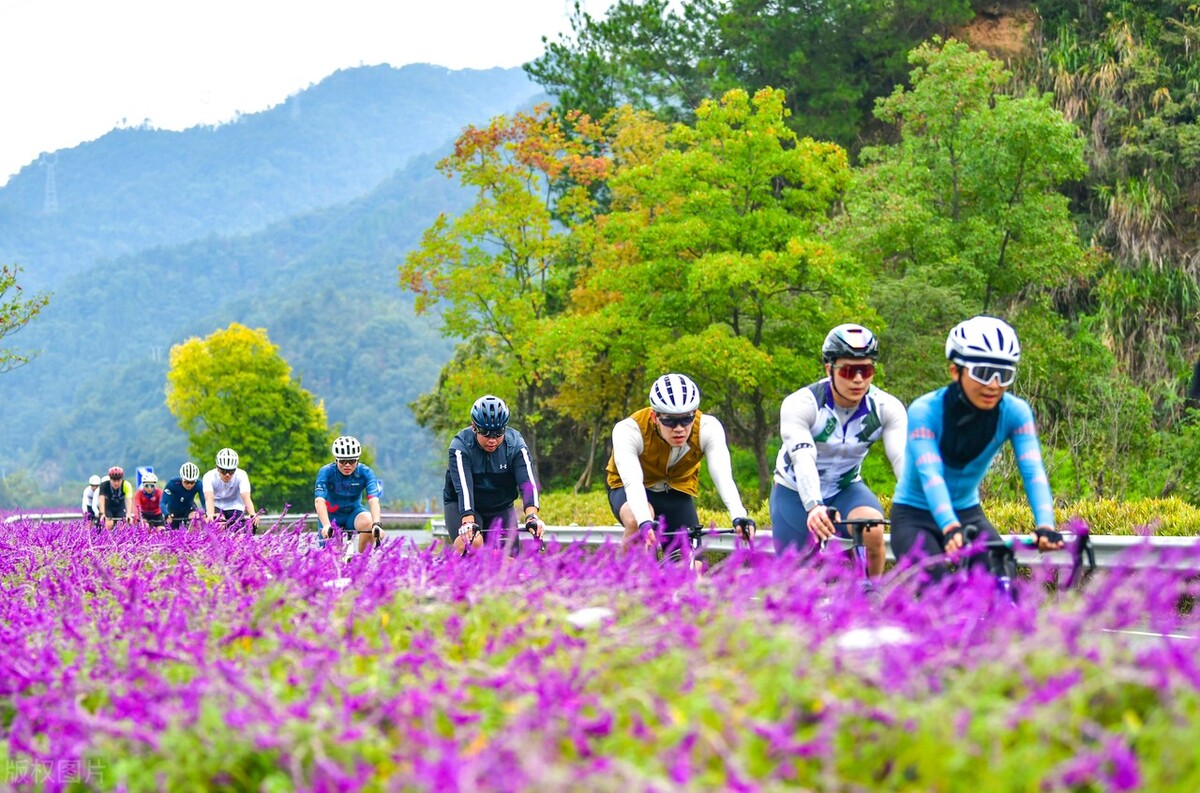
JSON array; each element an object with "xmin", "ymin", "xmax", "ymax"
[
  {"xmin": 430, "ymin": 521, "xmax": 1200, "ymax": 571},
  {"xmin": 5, "ymin": 512, "xmax": 1197, "ymax": 570}
]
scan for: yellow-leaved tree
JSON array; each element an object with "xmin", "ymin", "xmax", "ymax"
[{"xmin": 165, "ymin": 323, "xmax": 333, "ymax": 510}]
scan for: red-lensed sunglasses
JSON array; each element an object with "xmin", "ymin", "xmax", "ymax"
[{"xmin": 834, "ymin": 363, "xmax": 875, "ymax": 380}]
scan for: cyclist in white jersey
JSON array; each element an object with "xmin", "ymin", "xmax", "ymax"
[
  {"xmin": 203, "ymin": 447, "xmax": 259, "ymax": 532},
  {"xmin": 82, "ymin": 475, "xmax": 101, "ymax": 526},
  {"xmin": 771, "ymin": 324, "xmax": 906, "ymax": 576}
]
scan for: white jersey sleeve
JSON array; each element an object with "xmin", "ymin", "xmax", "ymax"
[
  {"xmin": 778, "ymin": 388, "xmax": 823, "ymax": 511},
  {"xmin": 698, "ymin": 414, "xmax": 747, "ymax": 521},
  {"xmin": 876, "ymin": 389, "xmax": 908, "ymax": 480},
  {"xmin": 610, "ymin": 418, "xmax": 652, "ymax": 525}
]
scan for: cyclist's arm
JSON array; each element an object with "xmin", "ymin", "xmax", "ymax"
[
  {"xmin": 314, "ymin": 468, "xmax": 333, "ymax": 530},
  {"xmin": 447, "ymin": 442, "xmax": 478, "ymax": 523},
  {"xmin": 362, "ymin": 466, "xmax": 383, "ymax": 524},
  {"xmin": 202, "ymin": 472, "xmax": 216, "ymax": 519},
  {"xmin": 779, "ymin": 389, "xmax": 823, "ymax": 511},
  {"xmin": 81, "ymin": 487, "xmax": 90, "ymax": 513},
  {"xmin": 698, "ymin": 415, "xmax": 748, "ymax": 521},
  {"xmin": 877, "ymin": 390, "xmax": 908, "ymax": 480},
  {"xmin": 96, "ymin": 489, "xmax": 107, "ymax": 515},
  {"xmin": 314, "ymin": 498, "xmax": 331, "ymax": 530},
  {"xmin": 511, "ymin": 441, "xmax": 540, "ymax": 516},
  {"xmin": 1006, "ymin": 398, "xmax": 1056, "ymax": 529},
  {"xmin": 123, "ymin": 482, "xmax": 135, "ymax": 516},
  {"xmin": 907, "ymin": 397, "xmax": 961, "ymax": 532},
  {"xmin": 611, "ymin": 419, "xmax": 653, "ymax": 525}
]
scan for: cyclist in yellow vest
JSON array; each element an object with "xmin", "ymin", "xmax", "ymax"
[{"xmin": 605, "ymin": 373, "xmax": 757, "ymax": 552}]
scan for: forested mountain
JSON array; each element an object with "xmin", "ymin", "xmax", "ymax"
[
  {"xmin": 0, "ymin": 64, "xmax": 538, "ymax": 290},
  {"xmin": 0, "ymin": 65, "xmax": 543, "ymax": 508}
]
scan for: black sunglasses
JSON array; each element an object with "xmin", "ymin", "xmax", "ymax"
[
  {"xmin": 475, "ymin": 426, "xmax": 506, "ymax": 439},
  {"xmin": 657, "ymin": 413, "xmax": 696, "ymax": 428}
]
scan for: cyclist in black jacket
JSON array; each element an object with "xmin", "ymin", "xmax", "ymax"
[{"xmin": 443, "ymin": 395, "xmax": 544, "ymax": 555}]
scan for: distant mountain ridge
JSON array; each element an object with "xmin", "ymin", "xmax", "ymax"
[
  {"xmin": 0, "ymin": 63, "xmax": 539, "ymax": 289},
  {"xmin": 0, "ymin": 64, "xmax": 542, "ymax": 507}
]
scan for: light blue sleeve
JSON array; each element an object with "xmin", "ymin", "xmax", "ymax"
[
  {"xmin": 1006, "ymin": 397, "xmax": 1056, "ymax": 528},
  {"xmin": 906, "ymin": 394, "xmax": 960, "ymax": 532}
]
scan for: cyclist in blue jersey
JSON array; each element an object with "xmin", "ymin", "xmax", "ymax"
[
  {"xmin": 771, "ymin": 325, "xmax": 906, "ymax": 577},
  {"xmin": 444, "ymin": 395, "xmax": 544, "ymax": 556},
  {"xmin": 162, "ymin": 462, "xmax": 206, "ymax": 529},
  {"xmin": 890, "ymin": 316, "xmax": 1064, "ymax": 581},
  {"xmin": 315, "ymin": 436, "xmax": 384, "ymax": 553}
]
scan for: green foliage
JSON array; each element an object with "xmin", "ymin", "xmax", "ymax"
[
  {"xmin": 165, "ymin": 323, "xmax": 332, "ymax": 510},
  {"xmin": 0, "ymin": 264, "xmax": 49, "ymax": 373},
  {"xmin": 526, "ymin": 0, "xmax": 974, "ymax": 149}
]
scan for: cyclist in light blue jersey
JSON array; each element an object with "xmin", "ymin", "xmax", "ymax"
[
  {"xmin": 315, "ymin": 435, "xmax": 383, "ymax": 553},
  {"xmin": 890, "ymin": 315, "xmax": 1064, "ymax": 581}
]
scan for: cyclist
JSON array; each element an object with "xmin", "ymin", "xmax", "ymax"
[
  {"xmin": 203, "ymin": 448, "xmax": 259, "ymax": 532},
  {"xmin": 163, "ymin": 462, "xmax": 206, "ymax": 529},
  {"xmin": 315, "ymin": 436, "xmax": 384, "ymax": 553},
  {"xmin": 81, "ymin": 474, "xmax": 102, "ymax": 526},
  {"xmin": 134, "ymin": 472, "xmax": 166, "ymax": 528},
  {"xmin": 95, "ymin": 466, "xmax": 133, "ymax": 529},
  {"xmin": 890, "ymin": 316, "xmax": 1063, "ymax": 582},
  {"xmin": 605, "ymin": 373, "xmax": 757, "ymax": 553},
  {"xmin": 771, "ymin": 324, "xmax": 906, "ymax": 577},
  {"xmin": 443, "ymin": 395, "xmax": 544, "ymax": 556}
]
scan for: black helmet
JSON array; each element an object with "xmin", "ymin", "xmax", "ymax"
[
  {"xmin": 822, "ymin": 324, "xmax": 879, "ymax": 362},
  {"xmin": 470, "ymin": 395, "xmax": 510, "ymax": 432}
]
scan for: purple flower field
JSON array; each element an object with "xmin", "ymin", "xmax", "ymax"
[{"xmin": 3, "ymin": 518, "xmax": 1200, "ymax": 792}]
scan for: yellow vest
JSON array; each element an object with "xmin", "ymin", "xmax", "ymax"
[{"xmin": 605, "ymin": 407, "xmax": 704, "ymax": 495}]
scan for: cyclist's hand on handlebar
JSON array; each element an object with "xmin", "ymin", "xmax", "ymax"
[
  {"xmin": 1033, "ymin": 526, "xmax": 1065, "ymax": 552},
  {"xmin": 806, "ymin": 505, "xmax": 836, "ymax": 541},
  {"xmin": 732, "ymin": 516, "xmax": 757, "ymax": 540},
  {"xmin": 636, "ymin": 519, "xmax": 657, "ymax": 549},
  {"xmin": 524, "ymin": 513, "xmax": 544, "ymax": 539},
  {"xmin": 943, "ymin": 523, "xmax": 965, "ymax": 554}
]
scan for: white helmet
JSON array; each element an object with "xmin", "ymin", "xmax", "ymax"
[
  {"xmin": 945, "ymin": 316, "xmax": 1021, "ymax": 366},
  {"xmin": 88, "ymin": 474, "xmax": 101, "ymax": 486},
  {"xmin": 215, "ymin": 448, "xmax": 239, "ymax": 470},
  {"xmin": 180, "ymin": 462, "xmax": 200, "ymax": 481},
  {"xmin": 143, "ymin": 472, "xmax": 158, "ymax": 485},
  {"xmin": 648, "ymin": 373, "xmax": 701, "ymax": 414},
  {"xmin": 331, "ymin": 435, "xmax": 362, "ymax": 459}
]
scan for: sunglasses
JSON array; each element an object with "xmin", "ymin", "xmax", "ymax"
[
  {"xmin": 218, "ymin": 467, "xmax": 235, "ymax": 476},
  {"xmin": 834, "ymin": 363, "xmax": 875, "ymax": 380},
  {"xmin": 964, "ymin": 363, "xmax": 1017, "ymax": 387},
  {"xmin": 336, "ymin": 458, "xmax": 359, "ymax": 466},
  {"xmin": 657, "ymin": 413, "xmax": 696, "ymax": 428},
  {"xmin": 182, "ymin": 480, "xmax": 196, "ymax": 486},
  {"xmin": 475, "ymin": 427, "xmax": 506, "ymax": 439}
]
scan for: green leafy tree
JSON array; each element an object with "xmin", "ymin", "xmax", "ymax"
[
  {"xmin": 841, "ymin": 38, "xmax": 1091, "ymax": 400},
  {"xmin": 560, "ymin": 88, "xmax": 870, "ymax": 496},
  {"xmin": 399, "ymin": 105, "xmax": 610, "ymax": 465},
  {"xmin": 526, "ymin": 0, "xmax": 974, "ymax": 148},
  {"xmin": 0, "ymin": 265, "xmax": 50, "ymax": 374},
  {"xmin": 165, "ymin": 323, "xmax": 333, "ymax": 510}
]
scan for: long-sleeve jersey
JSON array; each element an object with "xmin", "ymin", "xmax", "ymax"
[
  {"xmin": 893, "ymin": 387, "xmax": 1054, "ymax": 531},
  {"xmin": 162, "ymin": 477, "xmax": 206, "ymax": 516},
  {"xmin": 607, "ymin": 411, "xmax": 747, "ymax": 526},
  {"xmin": 314, "ymin": 462, "xmax": 382, "ymax": 512},
  {"xmin": 773, "ymin": 380, "xmax": 906, "ymax": 511},
  {"xmin": 442, "ymin": 426, "xmax": 539, "ymax": 516}
]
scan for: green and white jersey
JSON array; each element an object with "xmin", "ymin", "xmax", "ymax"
[{"xmin": 773, "ymin": 379, "xmax": 907, "ymax": 512}]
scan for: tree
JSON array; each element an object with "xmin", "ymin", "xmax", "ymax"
[
  {"xmin": 841, "ymin": 38, "xmax": 1090, "ymax": 400},
  {"xmin": 0, "ymin": 265, "xmax": 50, "ymax": 374},
  {"xmin": 526, "ymin": 0, "xmax": 974, "ymax": 149},
  {"xmin": 557, "ymin": 88, "xmax": 871, "ymax": 497},
  {"xmin": 165, "ymin": 323, "xmax": 333, "ymax": 510},
  {"xmin": 399, "ymin": 105, "xmax": 610, "ymax": 466}
]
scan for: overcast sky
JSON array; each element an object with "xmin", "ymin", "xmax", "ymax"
[{"xmin": 0, "ymin": 0, "xmax": 611, "ymax": 183}]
